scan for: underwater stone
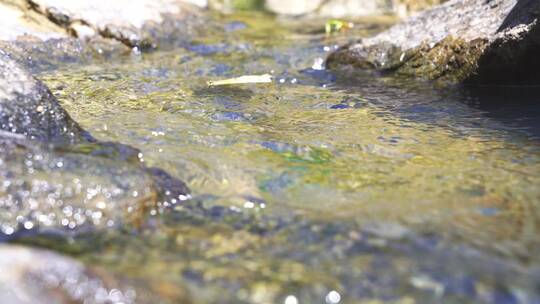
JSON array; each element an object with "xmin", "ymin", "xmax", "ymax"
[{"xmin": 326, "ymin": 0, "xmax": 540, "ymax": 84}]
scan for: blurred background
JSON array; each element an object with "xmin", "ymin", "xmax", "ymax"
[{"xmin": 199, "ymin": 0, "xmax": 445, "ymax": 17}]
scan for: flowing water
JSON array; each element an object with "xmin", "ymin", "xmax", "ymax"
[{"xmin": 26, "ymin": 12, "xmax": 540, "ymax": 303}]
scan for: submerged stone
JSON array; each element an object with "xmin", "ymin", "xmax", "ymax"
[{"xmin": 326, "ymin": 0, "xmax": 540, "ymax": 84}]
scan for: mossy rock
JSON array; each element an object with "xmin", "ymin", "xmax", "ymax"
[
  {"xmin": 395, "ymin": 36, "xmax": 488, "ymax": 83},
  {"xmin": 326, "ymin": 0, "xmax": 540, "ymax": 85}
]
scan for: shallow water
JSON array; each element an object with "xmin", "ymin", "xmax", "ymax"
[{"xmin": 32, "ymin": 13, "xmax": 540, "ymax": 303}]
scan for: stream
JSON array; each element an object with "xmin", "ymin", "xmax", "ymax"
[{"xmin": 13, "ymin": 12, "xmax": 540, "ymax": 303}]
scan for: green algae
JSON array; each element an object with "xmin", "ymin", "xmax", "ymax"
[
  {"xmin": 396, "ymin": 36, "xmax": 488, "ymax": 83},
  {"xmin": 326, "ymin": 36, "xmax": 489, "ymax": 84}
]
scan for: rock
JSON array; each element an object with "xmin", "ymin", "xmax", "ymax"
[
  {"xmin": 0, "ymin": 51, "xmax": 91, "ymax": 143},
  {"xmin": 0, "ymin": 137, "xmax": 158, "ymax": 237},
  {"xmin": 0, "ymin": 133, "xmax": 191, "ymax": 238},
  {"xmin": 326, "ymin": 0, "xmax": 540, "ymax": 84},
  {"xmin": 26, "ymin": 0, "xmax": 199, "ymax": 48},
  {"xmin": 0, "ymin": 244, "xmax": 137, "ymax": 303},
  {"xmin": 0, "ymin": 46, "xmax": 190, "ymax": 238},
  {"xmin": 145, "ymin": 167, "xmax": 191, "ymax": 202},
  {"xmin": 392, "ymin": 0, "xmax": 447, "ymax": 18},
  {"xmin": 0, "ymin": 35, "xmax": 129, "ymax": 73},
  {"xmin": 0, "ymin": 0, "xmax": 206, "ymax": 51},
  {"xmin": 0, "ymin": 0, "xmax": 67, "ymax": 41}
]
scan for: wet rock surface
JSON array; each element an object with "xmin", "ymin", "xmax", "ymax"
[
  {"xmin": 0, "ymin": 40, "xmax": 190, "ymax": 239},
  {"xmin": 0, "ymin": 137, "xmax": 158, "ymax": 237},
  {"xmin": 0, "ymin": 52, "xmax": 90, "ymax": 142},
  {"xmin": 326, "ymin": 0, "xmax": 540, "ymax": 84},
  {"xmin": 0, "ymin": 30, "xmax": 130, "ymax": 72}
]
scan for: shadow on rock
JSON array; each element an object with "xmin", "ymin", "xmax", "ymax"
[{"xmin": 466, "ymin": 1, "xmax": 540, "ymax": 85}]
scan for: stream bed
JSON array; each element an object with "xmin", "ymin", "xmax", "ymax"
[{"xmin": 10, "ymin": 12, "xmax": 540, "ymax": 303}]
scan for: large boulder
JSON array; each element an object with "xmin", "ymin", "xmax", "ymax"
[{"xmin": 326, "ymin": 0, "xmax": 540, "ymax": 84}]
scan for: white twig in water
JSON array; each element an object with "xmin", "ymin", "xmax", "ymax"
[{"xmin": 207, "ymin": 74, "xmax": 273, "ymax": 86}]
